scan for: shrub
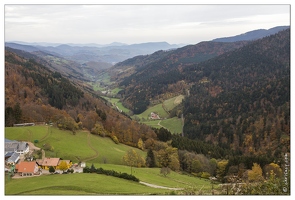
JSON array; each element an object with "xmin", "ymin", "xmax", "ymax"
[
  {"xmin": 83, "ymin": 166, "xmax": 139, "ymax": 182},
  {"xmin": 111, "ymin": 135, "xmax": 119, "ymax": 144},
  {"xmin": 83, "ymin": 166, "xmax": 90, "ymax": 173},
  {"xmin": 201, "ymin": 172, "xmax": 211, "ymax": 179}
]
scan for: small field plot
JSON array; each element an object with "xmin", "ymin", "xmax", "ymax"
[
  {"xmin": 137, "ymin": 103, "xmax": 169, "ymax": 120},
  {"xmin": 102, "ymin": 97, "xmax": 131, "ymax": 113},
  {"xmin": 140, "ymin": 120, "xmax": 162, "ymax": 129},
  {"xmin": 5, "ymin": 125, "xmax": 49, "ymax": 142},
  {"xmin": 163, "ymin": 95, "xmax": 184, "ymax": 111},
  {"xmin": 159, "ymin": 117, "xmax": 183, "ymax": 134}
]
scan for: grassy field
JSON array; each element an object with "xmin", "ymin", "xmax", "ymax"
[
  {"xmin": 111, "ymin": 87, "xmax": 122, "ymax": 94},
  {"xmin": 103, "ymin": 97, "xmax": 131, "ymax": 113},
  {"xmin": 5, "ymin": 126, "xmax": 145, "ymax": 164},
  {"xmin": 140, "ymin": 120, "xmax": 162, "ymax": 129},
  {"xmin": 5, "ymin": 173, "xmax": 171, "ymax": 195},
  {"xmin": 136, "ymin": 103, "xmax": 169, "ymax": 120},
  {"xmin": 5, "ymin": 125, "xmax": 214, "ymax": 195},
  {"xmin": 139, "ymin": 118, "xmax": 182, "ymax": 134},
  {"xmin": 163, "ymin": 95, "xmax": 184, "ymax": 111},
  {"xmin": 92, "ymin": 82, "xmax": 106, "ymax": 91},
  {"xmin": 94, "ymin": 163, "xmax": 214, "ymax": 190},
  {"xmin": 159, "ymin": 117, "xmax": 183, "ymax": 134}
]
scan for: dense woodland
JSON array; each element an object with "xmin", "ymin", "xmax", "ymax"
[
  {"xmin": 5, "ymin": 50, "xmax": 157, "ymax": 148},
  {"xmin": 183, "ymin": 29, "xmax": 290, "ymax": 159},
  {"xmin": 114, "ymin": 41, "xmax": 248, "ymax": 113}
]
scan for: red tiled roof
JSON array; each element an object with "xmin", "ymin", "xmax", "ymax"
[
  {"xmin": 37, "ymin": 158, "xmax": 60, "ymax": 166},
  {"xmin": 16, "ymin": 161, "xmax": 37, "ymax": 173}
]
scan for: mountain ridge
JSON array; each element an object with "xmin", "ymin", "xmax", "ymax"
[{"xmin": 212, "ymin": 25, "xmax": 289, "ymax": 42}]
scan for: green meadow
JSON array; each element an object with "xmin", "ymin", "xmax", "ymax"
[
  {"xmin": 136, "ymin": 103, "xmax": 169, "ymax": 120},
  {"xmin": 163, "ymin": 95, "xmax": 184, "ymax": 111},
  {"xmin": 5, "ymin": 126, "xmax": 144, "ymax": 164},
  {"xmin": 102, "ymin": 97, "xmax": 131, "ymax": 113},
  {"xmin": 5, "ymin": 173, "xmax": 170, "ymax": 195},
  {"xmin": 159, "ymin": 117, "xmax": 183, "ymax": 134},
  {"xmin": 5, "ymin": 125, "xmax": 213, "ymax": 195}
]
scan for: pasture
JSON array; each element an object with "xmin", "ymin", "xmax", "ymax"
[
  {"xmin": 5, "ymin": 126, "xmax": 145, "ymax": 164},
  {"xmin": 5, "ymin": 173, "xmax": 170, "ymax": 195},
  {"xmin": 5, "ymin": 125, "xmax": 214, "ymax": 195}
]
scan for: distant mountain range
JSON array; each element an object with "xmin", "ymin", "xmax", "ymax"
[
  {"xmin": 5, "ymin": 41, "xmax": 182, "ymax": 64},
  {"xmin": 212, "ymin": 25, "xmax": 289, "ymax": 42}
]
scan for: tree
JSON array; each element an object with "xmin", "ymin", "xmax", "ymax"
[
  {"xmin": 137, "ymin": 138, "xmax": 144, "ymax": 150},
  {"xmin": 216, "ymin": 160, "xmax": 228, "ymax": 182},
  {"xmin": 157, "ymin": 147, "xmax": 180, "ymax": 175},
  {"xmin": 13, "ymin": 103, "xmax": 22, "ymax": 124},
  {"xmin": 191, "ymin": 159, "xmax": 202, "ymax": 173},
  {"xmin": 209, "ymin": 158, "xmax": 218, "ymax": 176},
  {"xmin": 90, "ymin": 163, "xmax": 96, "ymax": 173},
  {"xmin": 49, "ymin": 166, "xmax": 55, "ymax": 174},
  {"xmin": 160, "ymin": 167, "xmax": 171, "ymax": 177},
  {"xmin": 263, "ymin": 162, "xmax": 282, "ymax": 179},
  {"xmin": 123, "ymin": 149, "xmax": 145, "ymax": 174},
  {"xmin": 43, "ymin": 143, "xmax": 54, "ymax": 151},
  {"xmin": 146, "ymin": 149, "xmax": 156, "ymax": 168},
  {"xmin": 248, "ymin": 163, "xmax": 264, "ymax": 182},
  {"xmin": 58, "ymin": 160, "xmax": 68, "ymax": 172},
  {"xmin": 5, "ymin": 106, "xmax": 14, "ymax": 127}
]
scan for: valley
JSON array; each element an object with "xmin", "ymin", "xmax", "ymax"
[{"xmin": 4, "ymin": 26, "xmax": 290, "ymax": 195}]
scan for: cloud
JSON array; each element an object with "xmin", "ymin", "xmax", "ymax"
[{"xmin": 4, "ymin": 4, "xmax": 290, "ymax": 44}]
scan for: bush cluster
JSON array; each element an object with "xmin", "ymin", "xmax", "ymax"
[{"xmin": 83, "ymin": 166, "xmax": 139, "ymax": 182}]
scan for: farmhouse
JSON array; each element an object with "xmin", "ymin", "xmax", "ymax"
[
  {"xmin": 36, "ymin": 157, "xmax": 72, "ymax": 170},
  {"xmin": 36, "ymin": 157, "xmax": 60, "ymax": 170},
  {"xmin": 150, "ymin": 112, "xmax": 160, "ymax": 120},
  {"xmin": 6, "ymin": 152, "xmax": 20, "ymax": 165},
  {"xmin": 5, "ymin": 139, "xmax": 30, "ymax": 155},
  {"xmin": 15, "ymin": 161, "xmax": 41, "ymax": 176}
]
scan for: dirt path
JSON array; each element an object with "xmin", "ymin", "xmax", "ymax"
[
  {"xmin": 157, "ymin": 120, "xmax": 171, "ymax": 132},
  {"xmin": 82, "ymin": 132, "xmax": 99, "ymax": 162},
  {"xmin": 27, "ymin": 142, "xmax": 45, "ymax": 159},
  {"xmin": 139, "ymin": 181, "xmax": 183, "ymax": 190},
  {"xmin": 157, "ymin": 120, "xmax": 165, "ymax": 128}
]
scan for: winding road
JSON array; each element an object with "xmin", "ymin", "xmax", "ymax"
[{"xmin": 139, "ymin": 181, "xmax": 183, "ymax": 190}]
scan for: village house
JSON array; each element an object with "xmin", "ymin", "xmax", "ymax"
[
  {"xmin": 6, "ymin": 152, "xmax": 20, "ymax": 165},
  {"xmin": 15, "ymin": 161, "xmax": 40, "ymax": 176},
  {"xmin": 5, "ymin": 139, "xmax": 29, "ymax": 155},
  {"xmin": 36, "ymin": 157, "xmax": 72, "ymax": 170},
  {"xmin": 36, "ymin": 157, "xmax": 60, "ymax": 170},
  {"xmin": 150, "ymin": 112, "xmax": 160, "ymax": 120}
]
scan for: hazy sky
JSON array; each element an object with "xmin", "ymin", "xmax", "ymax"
[{"xmin": 4, "ymin": 4, "xmax": 290, "ymax": 45}]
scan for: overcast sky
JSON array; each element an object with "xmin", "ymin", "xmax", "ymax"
[{"xmin": 4, "ymin": 4, "xmax": 290, "ymax": 45}]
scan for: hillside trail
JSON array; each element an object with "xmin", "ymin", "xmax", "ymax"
[
  {"xmin": 157, "ymin": 120, "xmax": 171, "ymax": 132},
  {"xmin": 82, "ymin": 132, "xmax": 99, "ymax": 162},
  {"xmin": 139, "ymin": 181, "xmax": 183, "ymax": 190}
]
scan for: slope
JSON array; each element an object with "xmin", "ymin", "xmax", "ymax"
[
  {"xmin": 182, "ymin": 28, "xmax": 290, "ymax": 157},
  {"xmin": 5, "ymin": 49, "xmax": 157, "ymax": 149},
  {"xmin": 115, "ymin": 41, "xmax": 248, "ymax": 114},
  {"xmin": 212, "ymin": 25, "xmax": 289, "ymax": 42}
]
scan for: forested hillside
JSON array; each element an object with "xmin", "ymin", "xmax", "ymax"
[
  {"xmin": 112, "ymin": 29, "xmax": 290, "ymax": 161},
  {"xmin": 5, "ymin": 50, "xmax": 157, "ymax": 147},
  {"xmin": 182, "ymin": 29, "xmax": 290, "ymax": 158},
  {"xmin": 114, "ymin": 41, "xmax": 248, "ymax": 113}
]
